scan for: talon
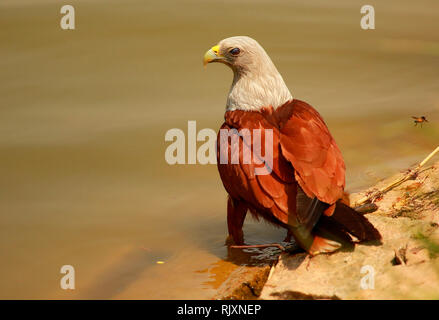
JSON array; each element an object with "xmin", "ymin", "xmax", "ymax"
[{"xmin": 229, "ymin": 243, "xmax": 286, "ymax": 251}]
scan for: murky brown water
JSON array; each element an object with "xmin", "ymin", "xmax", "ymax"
[{"xmin": 1, "ymin": 0, "xmax": 438, "ymax": 299}]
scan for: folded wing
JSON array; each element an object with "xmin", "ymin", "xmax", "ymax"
[{"xmin": 276, "ymin": 99, "xmax": 346, "ymax": 206}]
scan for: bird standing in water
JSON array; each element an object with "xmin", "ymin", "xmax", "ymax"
[{"xmin": 204, "ymin": 36, "xmax": 381, "ymax": 255}]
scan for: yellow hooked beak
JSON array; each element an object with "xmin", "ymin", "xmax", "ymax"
[{"xmin": 203, "ymin": 45, "xmax": 223, "ymax": 67}]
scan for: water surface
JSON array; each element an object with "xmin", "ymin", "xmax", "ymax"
[{"xmin": 1, "ymin": 0, "xmax": 438, "ymax": 298}]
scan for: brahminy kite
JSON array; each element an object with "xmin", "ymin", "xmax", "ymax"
[{"xmin": 204, "ymin": 36, "xmax": 381, "ymax": 255}]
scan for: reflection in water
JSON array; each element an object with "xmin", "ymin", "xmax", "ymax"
[{"xmin": 0, "ymin": 0, "xmax": 438, "ymax": 299}]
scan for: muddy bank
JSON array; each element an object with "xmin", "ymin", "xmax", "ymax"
[{"xmin": 215, "ymin": 160, "xmax": 439, "ymax": 300}]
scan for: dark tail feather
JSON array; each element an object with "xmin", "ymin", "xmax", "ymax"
[
  {"xmin": 314, "ymin": 215, "xmax": 355, "ymax": 249},
  {"xmin": 300, "ymin": 197, "xmax": 328, "ymax": 231},
  {"xmin": 330, "ymin": 201, "xmax": 382, "ymax": 242}
]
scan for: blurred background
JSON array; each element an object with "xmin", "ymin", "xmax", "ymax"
[{"xmin": 0, "ymin": 0, "xmax": 438, "ymax": 299}]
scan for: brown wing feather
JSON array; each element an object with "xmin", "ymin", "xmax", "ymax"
[
  {"xmin": 277, "ymin": 99, "xmax": 345, "ymax": 205},
  {"xmin": 217, "ymin": 110, "xmax": 299, "ymax": 226}
]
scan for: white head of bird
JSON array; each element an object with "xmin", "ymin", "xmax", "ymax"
[{"xmin": 204, "ymin": 36, "xmax": 293, "ymax": 112}]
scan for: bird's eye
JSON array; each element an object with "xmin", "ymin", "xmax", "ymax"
[{"xmin": 230, "ymin": 48, "xmax": 240, "ymax": 55}]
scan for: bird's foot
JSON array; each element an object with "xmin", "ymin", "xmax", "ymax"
[
  {"xmin": 283, "ymin": 230, "xmax": 292, "ymax": 243},
  {"xmin": 225, "ymin": 232, "xmax": 244, "ymax": 246},
  {"xmin": 229, "ymin": 243, "xmax": 286, "ymax": 251},
  {"xmin": 283, "ymin": 242, "xmax": 302, "ymax": 254}
]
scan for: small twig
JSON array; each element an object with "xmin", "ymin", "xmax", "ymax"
[
  {"xmin": 356, "ymin": 146, "xmax": 439, "ymax": 206},
  {"xmin": 242, "ymin": 282, "xmax": 258, "ymax": 297},
  {"xmin": 419, "ymin": 146, "xmax": 439, "ymax": 167},
  {"xmin": 230, "ymin": 243, "xmax": 286, "ymax": 251}
]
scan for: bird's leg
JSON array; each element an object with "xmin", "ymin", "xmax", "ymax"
[
  {"xmin": 226, "ymin": 198, "xmax": 289, "ymax": 251},
  {"xmin": 283, "ymin": 229, "xmax": 293, "ymax": 243},
  {"xmin": 225, "ymin": 197, "xmax": 247, "ymax": 246}
]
